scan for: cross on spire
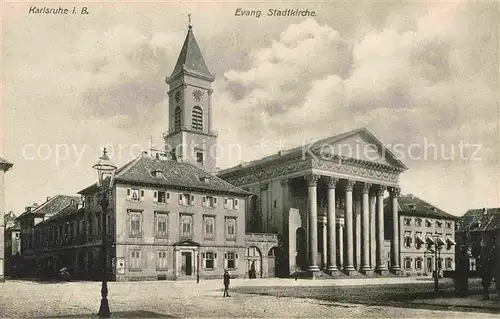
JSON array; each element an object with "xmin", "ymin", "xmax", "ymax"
[{"xmin": 188, "ymin": 13, "xmax": 192, "ymax": 29}]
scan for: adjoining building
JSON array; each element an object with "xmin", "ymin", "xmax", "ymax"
[
  {"xmin": 4, "ymin": 211, "xmax": 21, "ymax": 276},
  {"xmin": 0, "ymin": 157, "xmax": 13, "ymax": 281},
  {"xmin": 15, "ymin": 195, "xmax": 80, "ymax": 277},
  {"xmin": 456, "ymin": 207, "xmax": 500, "ymax": 274},
  {"xmin": 76, "ymin": 151, "xmax": 251, "ymax": 281},
  {"xmin": 386, "ymin": 194, "xmax": 457, "ymax": 276}
]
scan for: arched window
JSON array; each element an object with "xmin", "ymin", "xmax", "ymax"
[
  {"xmin": 174, "ymin": 107, "xmax": 181, "ymax": 131},
  {"xmin": 192, "ymin": 106, "xmax": 203, "ymax": 131}
]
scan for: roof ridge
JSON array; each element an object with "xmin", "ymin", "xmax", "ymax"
[
  {"xmin": 115, "ymin": 156, "xmax": 143, "ymax": 179},
  {"xmin": 31, "ymin": 194, "xmax": 61, "ymax": 213}
]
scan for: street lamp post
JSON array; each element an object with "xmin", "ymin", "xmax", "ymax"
[
  {"xmin": 425, "ymin": 232, "xmax": 445, "ymax": 292},
  {"xmin": 93, "ymin": 148, "xmax": 117, "ymax": 318}
]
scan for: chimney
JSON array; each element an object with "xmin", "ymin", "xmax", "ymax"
[
  {"xmin": 70, "ymin": 199, "xmax": 75, "ymax": 205},
  {"xmin": 482, "ymin": 208, "xmax": 487, "ymax": 215},
  {"xmin": 25, "ymin": 207, "xmax": 31, "ymax": 212},
  {"xmin": 46, "ymin": 196, "xmax": 51, "ymax": 202},
  {"xmin": 33, "ymin": 203, "xmax": 38, "ymax": 207},
  {"xmin": 408, "ymin": 194, "xmax": 414, "ymax": 199}
]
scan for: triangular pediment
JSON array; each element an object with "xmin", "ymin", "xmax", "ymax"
[
  {"xmin": 173, "ymin": 239, "xmax": 200, "ymax": 247},
  {"xmin": 311, "ymin": 128, "xmax": 407, "ymax": 169}
]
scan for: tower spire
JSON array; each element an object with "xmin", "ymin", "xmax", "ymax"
[{"xmin": 188, "ymin": 13, "xmax": 192, "ymax": 29}]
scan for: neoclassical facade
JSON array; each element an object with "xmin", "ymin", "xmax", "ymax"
[{"xmin": 218, "ymin": 128, "xmax": 408, "ymax": 276}]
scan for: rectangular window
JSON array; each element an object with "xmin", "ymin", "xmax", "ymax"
[
  {"xmin": 179, "ymin": 193, "xmax": 195, "ymax": 206},
  {"xmin": 129, "ymin": 211, "xmax": 142, "ymax": 238},
  {"xmin": 227, "ymin": 252, "xmax": 235, "ymax": 269},
  {"xmin": 157, "ymin": 251, "xmax": 167, "ymax": 270},
  {"xmin": 416, "ymin": 218, "xmax": 422, "ymax": 227},
  {"xmin": 180, "ymin": 214, "xmax": 193, "ymax": 239},
  {"xmin": 425, "ymin": 219, "xmax": 433, "ymax": 227},
  {"xmin": 196, "ymin": 151, "xmax": 204, "ymax": 165},
  {"xmin": 155, "ymin": 191, "xmax": 168, "ymax": 204},
  {"xmin": 130, "ymin": 250, "xmax": 141, "ymax": 270},
  {"xmin": 156, "ymin": 213, "xmax": 168, "ymax": 238},
  {"xmin": 445, "ymin": 221, "xmax": 452, "ymax": 229},
  {"xmin": 415, "ymin": 232, "xmax": 423, "ymax": 249},
  {"xmin": 404, "ymin": 218, "xmax": 412, "ymax": 226},
  {"xmin": 205, "ymin": 252, "xmax": 214, "ymax": 269},
  {"xmin": 128, "ymin": 188, "xmax": 142, "ymax": 202},
  {"xmin": 445, "ymin": 258, "xmax": 453, "ymax": 270},
  {"xmin": 437, "ymin": 258, "xmax": 443, "ymax": 270},
  {"xmin": 404, "ymin": 231, "xmax": 412, "ymax": 248},
  {"xmin": 225, "ymin": 217, "xmax": 237, "ymax": 241},
  {"xmin": 415, "ymin": 258, "xmax": 423, "ymax": 270},
  {"xmin": 223, "ymin": 198, "xmax": 239, "ymax": 210},
  {"xmin": 204, "ymin": 216, "xmax": 215, "ymax": 240},
  {"xmin": 204, "ymin": 196, "xmax": 217, "ymax": 208},
  {"xmin": 436, "ymin": 221, "xmax": 443, "ymax": 228},
  {"xmin": 404, "ymin": 257, "xmax": 412, "ymax": 270}
]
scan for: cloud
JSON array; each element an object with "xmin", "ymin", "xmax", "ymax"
[
  {"xmin": 72, "ymin": 25, "xmax": 185, "ymax": 130},
  {"xmin": 213, "ymin": 2, "xmax": 499, "ymax": 213}
]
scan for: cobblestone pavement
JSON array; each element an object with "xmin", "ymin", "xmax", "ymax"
[{"xmin": 0, "ymin": 278, "xmax": 498, "ymax": 318}]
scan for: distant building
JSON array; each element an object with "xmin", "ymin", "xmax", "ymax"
[
  {"xmin": 0, "ymin": 157, "xmax": 13, "ymax": 281},
  {"xmin": 4, "ymin": 212, "xmax": 21, "ymax": 276},
  {"xmin": 16, "ymin": 195, "xmax": 80, "ymax": 277},
  {"xmin": 456, "ymin": 207, "xmax": 500, "ymax": 273},
  {"xmin": 384, "ymin": 194, "xmax": 457, "ymax": 276}
]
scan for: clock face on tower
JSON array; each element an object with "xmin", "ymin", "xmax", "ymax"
[
  {"xmin": 192, "ymin": 89, "xmax": 204, "ymax": 102},
  {"xmin": 174, "ymin": 91, "xmax": 181, "ymax": 103}
]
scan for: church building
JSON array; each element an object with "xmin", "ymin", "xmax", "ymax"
[{"xmin": 217, "ymin": 129, "xmax": 409, "ymax": 277}]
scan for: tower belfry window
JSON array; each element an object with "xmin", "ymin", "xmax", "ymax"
[
  {"xmin": 192, "ymin": 106, "xmax": 203, "ymax": 131},
  {"xmin": 174, "ymin": 107, "xmax": 181, "ymax": 131}
]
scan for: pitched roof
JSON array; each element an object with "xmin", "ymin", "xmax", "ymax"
[
  {"xmin": 168, "ymin": 26, "xmax": 214, "ymax": 81},
  {"xmin": 0, "ymin": 156, "xmax": 13, "ymax": 171},
  {"xmin": 16, "ymin": 195, "xmax": 81, "ymax": 219},
  {"xmin": 79, "ymin": 153, "xmax": 249, "ymax": 196},
  {"xmin": 457, "ymin": 207, "xmax": 500, "ymax": 233},
  {"xmin": 218, "ymin": 127, "xmax": 408, "ymax": 177},
  {"xmin": 385, "ymin": 194, "xmax": 457, "ymax": 220},
  {"xmin": 37, "ymin": 203, "xmax": 84, "ymax": 227}
]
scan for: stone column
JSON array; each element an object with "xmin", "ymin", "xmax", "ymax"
[
  {"xmin": 361, "ymin": 183, "xmax": 372, "ymax": 275},
  {"xmin": 306, "ymin": 174, "xmax": 320, "ymax": 272},
  {"xmin": 344, "ymin": 180, "xmax": 356, "ymax": 274},
  {"xmin": 369, "ymin": 192, "xmax": 377, "ymax": 270},
  {"xmin": 326, "ymin": 177, "xmax": 339, "ymax": 275},
  {"xmin": 321, "ymin": 216, "xmax": 327, "ymax": 269},
  {"xmin": 260, "ymin": 184, "xmax": 268, "ymax": 233},
  {"xmin": 375, "ymin": 185, "xmax": 388, "ymax": 274},
  {"xmin": 390, "ymin": 187, "xmax": 402, "ymax": 274},
  {"xmin": 338, "ymin": 222, "xmax": 344, "ymax": 270},
  {"xmin": 355, "ymin": 192, "xmax": 361, "ymax": 270},
  {"xmin": 281, "ymin": 179, "xmax": 290, "ymax": 237}
]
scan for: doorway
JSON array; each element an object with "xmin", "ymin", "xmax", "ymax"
[{"xmin": 181, "ymin": 252, "xmax": 192, "ymax": 275}]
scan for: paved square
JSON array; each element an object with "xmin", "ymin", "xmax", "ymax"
[{"xmin": 1, "ymin": 278, "xmax": 498, "ymax": 318}]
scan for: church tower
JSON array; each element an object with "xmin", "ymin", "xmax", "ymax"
[{"xmin": 164, "ymin": 20, "xmax": 217, "ymax": 172}]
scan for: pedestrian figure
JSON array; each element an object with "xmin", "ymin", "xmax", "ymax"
[
  {"xmin": 454, "ymin": 245, "xmax": 469, "ymax": 297},
  {"xmin": 223, "ymin": 269, "xmax": 231, "ymax": 297}
]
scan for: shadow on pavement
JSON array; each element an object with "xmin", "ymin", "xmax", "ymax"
[{"xmin": 39, "ymin": 310, "xmax": 177, "ymax": 318}]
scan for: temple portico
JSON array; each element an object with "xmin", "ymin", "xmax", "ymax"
[
  {"xmin": 284, "ymin": 173, "xmax": 401, "ymax": 276},
  {"xmin": 217, "ymin": 127, "xmax": 408, "ymax": 277}
]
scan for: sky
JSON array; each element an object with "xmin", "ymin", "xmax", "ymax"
[{"xmin": 1, "ymin": 0, "xmax": 499, "ymax": 216}]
